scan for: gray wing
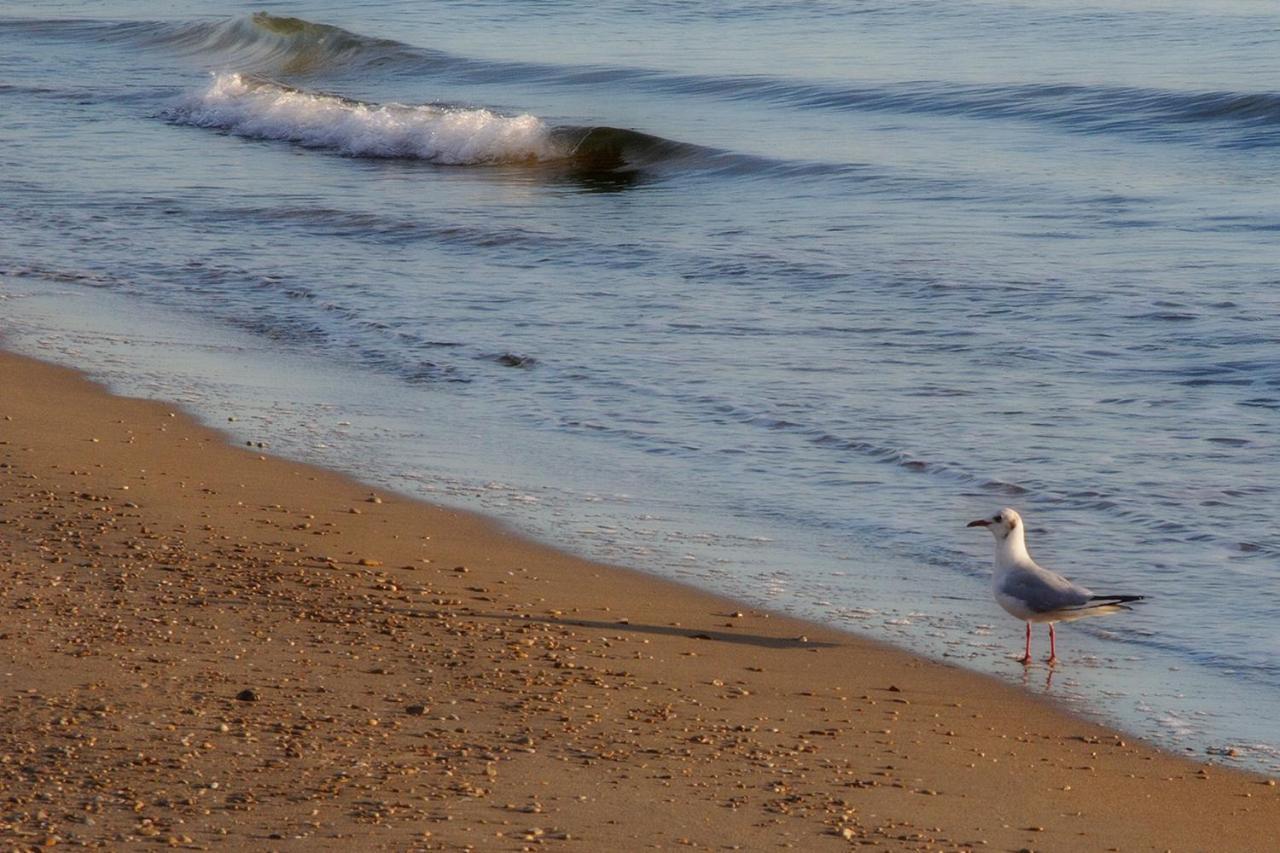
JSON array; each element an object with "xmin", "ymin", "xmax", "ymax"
[{"xmin": 999, "ymin": 566, "xmax": 1092, "ymax": 614}]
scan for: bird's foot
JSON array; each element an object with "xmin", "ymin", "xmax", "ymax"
[
  {"xmin": 1046, "ymin": 655, "xmax": 1058, "ymax": 667},
  {"xmin": 1016, "ymin": 654, "xmax": 1032, "ymax": 666}
]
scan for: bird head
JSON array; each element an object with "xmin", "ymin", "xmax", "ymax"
[{"xmin": 967, "ymin": 507, "xmax": 1022, "ymax": 541}]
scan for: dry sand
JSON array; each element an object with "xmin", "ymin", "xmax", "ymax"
[{"xmin": 0, "ymin": 350, "xmax": 1275, "ymax": 851}]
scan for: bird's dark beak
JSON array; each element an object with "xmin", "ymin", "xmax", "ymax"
[{"xmin": 966, "ymin": 519, "xmax": 990, "ymax": 528}]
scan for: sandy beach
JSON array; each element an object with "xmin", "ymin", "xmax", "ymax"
[{"xmin": 0, "ymin": 348, "xmax": 1275, "ymax": 850}]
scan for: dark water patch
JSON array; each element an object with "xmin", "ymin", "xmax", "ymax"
[
  {"xmin": 548, "ymin": 124, "xmax": 708, "ymax": 171},
  {"xmin": 1128, "ymin": 311, "xmax": 1199, "ymax": 322},
  {"xmin": 492, "ymin": 353, "xmax": 537, "ymax": 369},
  {"xmin": 207, "ymin": 204, "xmax": 577, "ymax": 252},
  {"xmin": 982, "ymin": 480, "xmax": 1029, "ymax": 496},
  {"xmin": 3, "ymin": 263, "xmax": 124, "ymax": 289},
  {"xmin": 1203, "ymin": 219, "xmax": 1280, "ymax": 233},
  {"xmin": 1177, "ymin": 378, "xmax": 1256, "ymax": 388},
  {"xmin": 0, "ymin": 79, "xmax": 162, "ymax": 106}
]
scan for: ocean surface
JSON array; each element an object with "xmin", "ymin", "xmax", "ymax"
[{"xmin": 2, "ymin": 0, "xmax": 1278, "ymax": 773}]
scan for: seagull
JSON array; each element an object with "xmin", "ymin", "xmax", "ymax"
[{"xmin": 968, "ymin": 507, "xmax": 1144, "ymax": 665}]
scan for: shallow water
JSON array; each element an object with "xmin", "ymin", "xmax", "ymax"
[{"xmin": 2, "ymin": 0, "xmax": 1278, "ymax": 772}]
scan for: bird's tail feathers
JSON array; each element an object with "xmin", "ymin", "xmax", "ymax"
[
  {"xmin": 1082, "ymin": 602, "xmax": 1132, "ymax": 615},
  {"xmin": 1088, "ymin": 594, "xmax": 1145, "ymax": 605},
  {"xmin": 1074, "ymin": 594, "xmax": 1145, "ymax": 616},
  {"xmin": 1052, "ymin": 594, "xmax": 1145, "ymax": 621}
]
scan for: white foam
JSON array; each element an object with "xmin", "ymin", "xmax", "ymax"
[{"xmin": 170, "ymin": 72, "xmax": 563, "ymax": 164}]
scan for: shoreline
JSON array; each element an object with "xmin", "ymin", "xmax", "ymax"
[
  {"xmin": 1, "ymin": 348, "xmax": 1275, "ymax": 849},
  {"xmin": 8, "ymin": 283, "xmax": 1277, "ymax": 775}
]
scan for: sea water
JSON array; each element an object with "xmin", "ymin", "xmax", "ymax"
[{"xmin": 2, "ymin": 0, "xmax": 1278, "ymax": 772}]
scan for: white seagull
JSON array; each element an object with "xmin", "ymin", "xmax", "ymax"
[{"xmin": 968, "ymin": 507, "xmax": 1144, "ymax": 665}]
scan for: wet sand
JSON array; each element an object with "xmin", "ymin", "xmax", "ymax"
[{"xmin": 1, "ymin": 349, "xmax": 1275, "ymax": 850}]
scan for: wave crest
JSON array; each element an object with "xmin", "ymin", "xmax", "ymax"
[{"xmin": 166, "ymin": 73, "xmax": 562, "ymax": 165}]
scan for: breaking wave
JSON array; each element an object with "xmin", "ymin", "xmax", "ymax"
[
  {"xmin": 165, "ymin": 72, "xmax": 559, "ymax": 164},
  {"xmin": 165, "ymin": 73, "xmax": 723, "ymax": 171}
]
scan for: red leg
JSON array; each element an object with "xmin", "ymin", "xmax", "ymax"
[
  {"xmin": 1047, "ymin": 623, "xmax": 1058, "ymax": 666},
  {"xmin": 1018, "ymin": 622, "xmax": 1032, "ymax": 665}
]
